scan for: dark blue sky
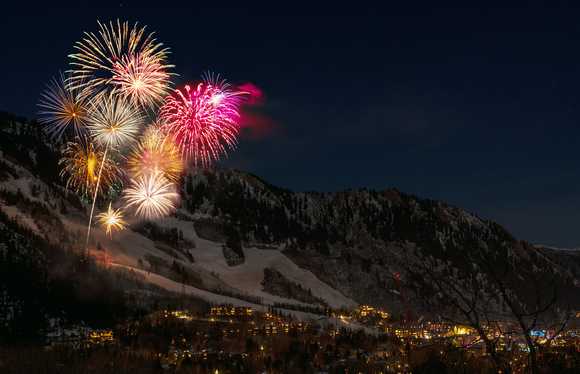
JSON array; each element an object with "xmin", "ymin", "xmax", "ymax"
[{"xmin": 2, "ymin": 2, "xmax": 580, "ymax": 246}]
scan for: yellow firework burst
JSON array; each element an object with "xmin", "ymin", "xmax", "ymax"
[
  {"xmin": 67, "ymin": 19, "xmax": 174, "ymax": 108},
  {"xmin": 128, "ymin": 125, "xmax": 182, "ymax": 182},
  {"xmin": 59, "ymin": 142, "xmax": 122, "ymax": 197},
  {"xmin": 38, "ymin": 74, "xmax": 88, "ymax": 140},
  {"xmin": 87, "ymin": 92, "xmax": 144, "ymax": 148},
  {"xmin": 97, "ymin": 202, "xmax": 126, "ymax": 237},
  {"xmin": 124, "ymin": 172, "xmax": 179, "ymax": 219}
]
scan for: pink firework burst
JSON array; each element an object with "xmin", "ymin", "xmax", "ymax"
[{"xmin": 159, "ymin": 74, "xmax": 245, "ymax": 168}]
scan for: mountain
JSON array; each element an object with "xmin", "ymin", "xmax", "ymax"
[
  {"xmin": 0, "ymin": 112, "xmax": 579, "ymax": 327},
  {"xmin": 181, "ymin": 168, "xmax": 580, "ymax": 313}
]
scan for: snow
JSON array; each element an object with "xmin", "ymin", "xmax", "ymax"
[
  {"xmin": 112, "ymin": 262, "xmax": 261, "ymax": 307},
  {"xmin": 207, "ymin": 240, "xmax": 354, "ymax": 309},
  {"xmin": 0, "ymin": 153, "xmax": 357, "ymax": 314},
  {"xmin": 0, "ymin": 205, "xmax": 42, "ymax": 235},
  {"xmin": 190, "ymin": 237, "xmax": 356, "ymax": 309},
  {"xmin": 110, "ymin": 262, "xmax": 370, "ymax": 332},
  {"xmin": 535, "ymin": 244, "xmax": 580, "ymax": 252},
  {"xmin": 58, "ymin": 211, "xmax": 356, "ymax": 310},
  {"xmin": 156, "ymin": 215, "xmax": 357, "ymax": 309}
]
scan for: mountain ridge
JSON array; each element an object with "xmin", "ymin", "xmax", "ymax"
[{"xmin": 0, "ymin": 112, "xmax": 579, "ymax": 323}]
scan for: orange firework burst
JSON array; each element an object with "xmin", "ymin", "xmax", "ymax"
[
  {"xmin": 67, "ymin": 19, "xmax": 173, "ymax": 108},
  {"xmin": 128, "ymin": 125, "xmax": 182, "ymax": 182},
  {"xmin": 97, "ymin": 202, "xmax": 126, "ymax": 236},
  {"xmin": 38, "ymin": 74, "xmax": 88, "ymax": 140},
  {"xmin": 124, "ymin": 172, "xmax": 179, "ymax": 219},
  {"xmin": 59, "ymin": 142, "xmax": 122, "ymax": 197}
]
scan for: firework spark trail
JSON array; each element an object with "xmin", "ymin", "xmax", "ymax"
[
  {"xmin": 67, "ymin": 19, "xmax": 173, "ymax": 108},
  {"xmin": 85, "ymin": 143, "xmax": 110, "ymax": 252},
  {"xmin": 159, "ymin": 75, "xmax": 246, "ymax": 167}
]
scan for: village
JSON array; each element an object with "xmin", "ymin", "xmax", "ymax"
[{"xmin": 31, "ymin": 304, "xmax": 579, "ymax": 373}]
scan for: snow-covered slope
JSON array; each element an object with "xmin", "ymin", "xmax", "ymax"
[
  {"xmin": 0, "ymin": 146, "xmax": 356, "ymax": 312},
  {"xmin": 97, "ymin": 215, "xmax": 356, "ymax": 309},
  {"xmin": 1, "ymin": 113, "xmax": 579, "ymax": 319},
  {"xmin": 535, "ymin": 244, "xmax": 580, "ymax": 251}
]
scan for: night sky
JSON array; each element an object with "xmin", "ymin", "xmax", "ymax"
[{"xmin": 2, "ymin": 2, "xmax": 580, "ymax": 247}]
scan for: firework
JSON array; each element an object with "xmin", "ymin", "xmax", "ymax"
[
  {"xmin": 128, "ymin": 125, "xmax": 182, "ymax": 182},
  {"xmin": 38, "ymin": 74, "xmax": 88, "ymax": 140},
  {"xmin": 112, "ymin": 53, "xmax": 172, "ymax": 108},
  {"xmin": 87, "ymin": 93, "xmax": 143, "ymax": 148},
  {"xmin": 68, "ymin": 19, "xmax": 173, "ymax": 107},
  {"xmin": 97, "ymin": 202, "xmax": 126, "ymax": 236},
  {"xmin": 159, "ymin": 74, "xmax": 245, "ymax": 167},
  {"xmin": 59, "ymin": 142, "xmax": 121, "ymax": 197},
  {"xmin": 84, "ymin": 92, "xmax": 142, "ymax": 250},
  {"xmin": 124, "ymin": 172, "xmax": 179, "ymax": 219}
]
